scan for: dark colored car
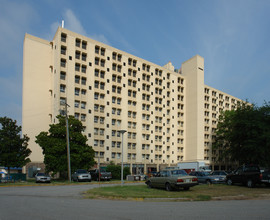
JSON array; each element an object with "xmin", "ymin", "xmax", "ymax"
[
  {"xmin": 261, "ymin": 169, "xmax": 270, "ymax": 186},
  {"xmin": 226, "ymin": 165, "xmax": 262, "ymax": 188},
  {"xmin": 89, "ymin": 169, "xmax": 112, "ymax": 181},
  {"xmin": 189, "ymin": 171, "xmax": 225, "ymax": 184}
]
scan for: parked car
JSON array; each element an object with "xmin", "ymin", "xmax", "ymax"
[
  {"xmin": 226, "ymin": 164, "xmax": 262, "ymax": 188},
  {"xmin": 210, "ymin": 170, "xmax": 228, "ymax": 176},
  {"xmin": 89, "ymin": 169, "xmax": 112, "ymax": 181},
  {"xmin": 189, "ymin": 171, "xmax": 225, "ymax": 184},
  {"xmin": 261, "ymin": 169, "xmax": 270, "ymax": 186},
  {"xmin": 35, "ymin": 173, "xmax": 51, "ymax": 183},
  {"xmin": 145, "ymin": 169, "xmax": 198, "ymax": 191},
  {"xmin": 71, "ymin": 169, "xmax": 91, "ymax": 182}
]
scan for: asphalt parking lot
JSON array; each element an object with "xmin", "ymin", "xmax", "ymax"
[{"xmin": 0, "ymin": 183, "xmax": 270, "ymax": 220}]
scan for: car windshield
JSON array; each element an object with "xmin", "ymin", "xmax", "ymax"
[
  {"xmin": 77, "ymin": 169, "xmax": 87, "ymax": 174},
  {"xmin": 171, "ymin": 170, "xmax": 188, "ymax": 176},
  {"xmin": 37, "ymin": 173, "xmax": 45, "ymax": 176},
  {"xmin": 201, "ymin": 172, "xmax": 210, "ymax": 176}
]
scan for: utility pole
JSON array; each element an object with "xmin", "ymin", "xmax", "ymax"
[
  {"xmin": 119, "ymin": 130, "xmax": 127, "ymax": 186},
  {"xmin": 64, "ymin": 103, "xmax": 71, "ymax": 182}
]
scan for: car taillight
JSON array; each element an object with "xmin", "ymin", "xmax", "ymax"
[
  {"xmin": 192, "ymin": 178, "xmax": 198, "ymax": 182},
  {"xmin": 260, "ymin": 173, "xmax": 263, "ymax": 180},
  {"xmin": 177, "ymin": 179, "xmax": 184, "ymax": 182}
]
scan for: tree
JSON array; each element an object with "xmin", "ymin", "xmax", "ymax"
[
  {"xmin": 214, "ymin": 102, "xmax": 270, "ymax": 167},
  {"xmin": 35, "ymin": 115, "xmax": 95, "ymax": 177},
  {"xmin": 0, "ymin": 117, "xmax": 31, "ymax": 175},
  {"xmin": 106, "ymin": 162, "xmax": 131, "ymax": 180}
]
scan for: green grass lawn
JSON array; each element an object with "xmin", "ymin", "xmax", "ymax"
[{"xmin": 85, "ymin": 184, "xmax": 270, "ymax": 201}]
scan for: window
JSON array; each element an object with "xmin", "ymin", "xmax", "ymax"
[
  {"xmin": 95, "ymin": 81, "xmax": 99, "ymax": 89},
  {"xmin": 94, "ymin": 116, "xmax": 99, "ymax": 123},
  {"xmin": 96, "ymin": 46, "xmax": 101, "ymax": 54},
  {"xmin": 60, "ymin": 71, "xmax": 66, "ymax": 80},
  {"xmin": 94, "ymin": 128, "xmax": 99, "ymax": 135},
  {"xmin": 81, "ymin": 102, "xmax": 86, "ymax": 109},
  {"xmin": 75, "ymin": 76, "xmax": 80, "ymax": 84},
  {"xmin": 82, "ymin": 41, "xmax": 87, "ymax": 49},
  {"xmin": 95, "ymin": 57, "xmax": 99, "ymax": 65},
  {"xmin": 94, "ymin": 104, "xmax": 99, "ymax": 112},
  {"xmin": 75, "ymin": 63, "xmax": 80, "ymax": 71},
  {"xmin": 74, "ymin": 113, "xmax": 80, "ymax": 119},
  {"xmin": 100, "ymin": 83, "xmax": 105, "ymax": 90},
  {"xmin": 75, "ymin": 51, "xmax": 80, "ymax": 59},
  {"xmin": 100, "ymin": 117, "xmax": 104, "ymax": 124},
  {"xmin": 60, "ymin": 84, "xmax": 66, "ymax": 93},
  {"xmin": 101, "ymin": 48, "xmax": 105, "ymax": 56},
  {"xmin": 81, "ymin": 114, "xmax": 86, "ymax": 121},
  {"xmin": 81, "ymin": 53, "xmax": 87, "ymax": 61},
  {"xmin": 74, "ymin": 100, "xmax": 80, "ymax": 108},
  {"xmin": 61, "ymin": 46, "xmax": 66, "ymax": 55},
  {"xmin": 95, "ymin": 69, "xmax": 99, "ymax": 77},
  {"xmin": 60, "ymin": 97, "xmax": 66, "ymax": 105},
  {"xmin": 76, "ymin": 39, "xmax": 81, "ymax": 47},
  {"xmin": 61, "ymin": 59, "xmax": 66, "ymax": 68},
  {"xmin": 61, "ymin": 33, "xmax": 67, "ymax": 42},
  {"xmin": 117, "ymin": 54, "xmax": 122, "ymax": 62},
  {"xmin": 81, "ymin": 77, "xmax": 86, "ymax": 85},
  {"xmin": 81, "ymin": 65, "xmax": 86, "ymax": 73},
  {"xmin": 100, "ymin": 71, "xmax": 105, "ymax": 78},
  {"xmin": 75, "ymin": 88, "xmax": 80, "ymax": 96},
  {"xmin": 100, "ymin": 59, "xmax": 105, "ymax": 67},
  {"xmin": 117, "ymin": 98, "xmax": 121, "ymax": 105}
]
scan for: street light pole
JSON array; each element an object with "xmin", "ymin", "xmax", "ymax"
[
  {"xmin": 64, "ymin": 103, "xmax": 71, "ymax": 182},
  {"xmin": 119, "ymin": 130, "xmax": 127, "ymax": 186}
]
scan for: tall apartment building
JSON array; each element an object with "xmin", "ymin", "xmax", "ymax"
[{"xmin": 22, "ymin": 27, "xmax": 242, "ymax": 174}]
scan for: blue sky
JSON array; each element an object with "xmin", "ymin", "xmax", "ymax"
[{"xmin": 1, "ymin": 0, "xmax": 270, "ymax": 125}]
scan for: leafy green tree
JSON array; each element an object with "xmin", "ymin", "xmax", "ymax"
[
  {"xmin": 214, "ymin": 102, "xmax": 270, "ymax": 167},
  {"xmin": 106, "ymin": 162, "xmax": 131, "ymax": 180},
  {"xmin": 0, "ymin": 117, "xmax": 31, "ymax": 175},
  {"xmin": 35, "ymin": 115, "xmax": 95, "ymax": 177}
]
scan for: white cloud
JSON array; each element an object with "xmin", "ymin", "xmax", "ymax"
[
  {"xmin": 63, "ymin": 9, "xmax": 87, "ymax": 36},
  {"xmin": 90, "ymin": 34, "xmax": 110, "ymax": 45},
  {"xmin": 46, "ymin": 9, "xmax": 109, "ymax": 44}
]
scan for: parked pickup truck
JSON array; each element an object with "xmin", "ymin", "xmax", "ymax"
[
  {"xmin": 89, "ymin": 169, "xmax": 112, "ymax": 181},
  {"xmin": 226, "ymin": 164, "xmax": 262, "ymax": 188}
]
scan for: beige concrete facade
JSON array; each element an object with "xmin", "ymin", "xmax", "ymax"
[{"xmin": 22, "ymin": 27, "xmax": 242, "ymax": 173}]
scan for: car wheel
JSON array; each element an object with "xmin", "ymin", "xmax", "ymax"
[
  {"xmin": 247, "ymin": 179, "xmax": 254, "ymax": 188},
  {"xmin": 77, "ymin": 178, "xmax": 80, "ymax": 182},
  {"xmin": 165, "ymin": 183, "xmax": 172, "ymax": 191},
  {"xmin": 206, "ymin": 180, "xmax": 211, "ymax": 185},
  {"xmin": 183, "ymin": 187, "xmax": 190, "ymax": 191},
  {"xmin": 227, "ymin": 179, "xmax": 233, "ymax": 186},
  {"xmin": 147, "ymin": 181, "xmax": 152, "ymax": 188}
]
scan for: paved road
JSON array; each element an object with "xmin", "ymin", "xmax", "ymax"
[{"xmin": 0, "ymin": 183, "xmax": 270, "ymax": 220}]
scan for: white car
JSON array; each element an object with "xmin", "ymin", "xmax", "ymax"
[
  {"xmin": 35, "ymin": 173, "xmax": 51, "ymax": 183},
  {"xmin": 71, "ymin": 169, "xmax": 91, "ymax": 182}
]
